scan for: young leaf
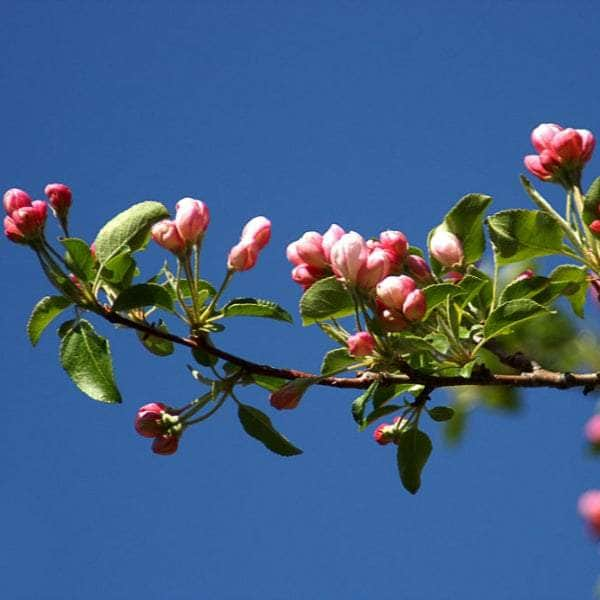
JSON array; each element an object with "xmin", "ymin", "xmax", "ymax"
[
  {"xmin": 351, "ymin": 382, "xmax": 378, "ymax": 426},
  {"xmin": 27, "ymin": 296, "xmax": 72, "ymax": 346},
  {"xmin": 251, "ymin": 374, "xmax": 289, "ymax": 392},
  {"xmin": 320, "ymin": 348, "xmax": 357, "ymax": 375},
  {"xmin": 222, "ymin": 297, "xmax": 293, "ymax": 323},
  {"xmin": 192, "ymin": 344, "xmax": 218, "ymax": 367},
  {"xmin": 483, "ymin": 299, "xmax": 550, "ymax": 342},
  {"xmin": 422, "ymin": 284, "xmax": 460, "ymax": 318},
  {"xmin": 549, "ymin": 264, "xmax": 588, "ymax": 318},
  {"xmin": 584, "ymin": 176, "xmax": 600, "ymax": 224},
  {"xmin": 94, "ymin": 201, "xmax": 169, "ymax": 265},
  {"xmin": 237, "ymin": 403, "xmax": 303, "ymax": 456},
  {"xmin": 112, "ymin": 283, "xmax": 174, "ymax": 312},
  {"xmin": 499, "ymin": 276, "xmax": 550, "ymax": 304},
  {"xmin": 364, "ymin": 404, "xmax": 402, "ymax": 427},
  {"xmin": 300, "ymin": 277, "xmax": 355, "ymax": 325},
  {"xmin": 59, "ymin": 319, "xmax": 121, "ymax": 403},
  {"xmin": 60, "ymin": 238, "xmax": 96, "ymax": 281},
  {"xmin": 444, "ymin": 193, "xmax": 493, "ymax": 264},
  {"xmin": 137, "ymin": 320, "xmax": 174, "ymax": 356},
  {"xmin": 428, "ymin": 406, "xmax": 455, "ymax": 422},
  {"xmin": 100, "ymin": 252, "xmax": 137, "ymax": 288},
  {"xmin": 396, "ymin": 428, "xmax": 433, "ymax": 494},
  {"xmin": 487, "ymin": 209, "xmax": 564, "ymax": 264}
]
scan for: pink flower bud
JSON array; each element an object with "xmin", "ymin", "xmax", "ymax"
[
  {"xmin": 3, "ymin": 215, "xmax": 27, "ymax": 244},
  {"xmin": 579, "ymin": 129, "xmax": 596, "ymax": 161},
  {"xmin": 402, "ymin": 289, "xmax": 426, "ymax": 321},
  {"xmin": 151, "ymin": 219, "xmax": 187, "ymax": 256},
  {"xmin": 373, "ymin": 423, "xmax": 394, "ymax": 445},
  {"xmin": 152, "ymin": 434, "xmax": 179, "ymax": 455},
  {"xmin": 228, "ymin": 238, "xmax": 259, "ymax": 272},
  {"xmin": 175, "ymin": 197, "xmax": 210, "ymax": 245},
  {"xmin": 10, "ymin": 200, "xmax": 47, "ymax": 240},
  {"xmin": 288, "ymin": 232, "xmax": 328, "ymax": 268},
  {"xmin": 376, "ymin": 275, "xmax": 417, "ymax": 311},
  {"xmin": 270, "ymin": 381, "xmax": 306, "ymax": 410},
  {"xmin": 90, "ymin": 242, "xmax": 97, "ymax": 260},
  {"xmin": 379, "ymin": 230, "xmax": 408, "ymax": 261},
  {"xmin": 44, "ymin": 183, "xmax": 72, "ymax": 219},
  {"xmin": 405, "ymin": 254, "xmax": 432, "ymax": 282},
  {"xmin": 524, "ymin": 155, "xmax": 554, "ymax": 181},
  {"xmin": 531, "ymin": 123, "xmax": 563, "ymax": 153},
  {"xmin": 241, "ymin": 216, "xmax": 271, "ymax": 250},
  {"xmin": 443, "ymin": 271, "xmax": 464, "ymax": 284},
  {"xmin": 552, "ymin": 128, "xmax": 585, "ymax": 163},
  {"xmin": 135, "ymin": 402, "xmax": 170, "ymax": 438},
  {"xmin": 515, "ymin": 268, "xmax": 534, "ymax": 282},
  {"xmin": 330, "ymin": 232, "xmax": 369, "ymax": 285},
  {"xmin": 590, "ymin": 220, "xmax": 600, "ymax": 236},
  {"xmin": 322, "ymin": 224, "xmax": 345, "ymax": 262},
  {"xmin": 3, "ymin": 188, "xmax": 32, "ymax": 214},
  {"xmin": 585, "ymin": 415, "xmax": 600, "ymax": 445},
  {"xmin": 430, "ymin": 229, "xmax": 464, "ymax": 268},
  {"xmin": 578, "ymin": 490, "xmax": 600, "ymax": 537},
  {"xmin": 291, "ymin": 263, "xmax": 325, "ymax": 290},
  {"xmin": 347, "ymin": 331, "xmax": 376, "ymax": 357},
  {"xmin": 356, "ymin": 247, "xmax": 390, "ymax": 289}
]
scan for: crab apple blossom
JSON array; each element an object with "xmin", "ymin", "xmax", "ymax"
[
  {"xmin": 402, "ymin": 289, "xmax": 426, "ymax": 321},
  {"xmin": 228, "ymin": 238, "xmax": 259, "ymax": 272},
  {"xmin": 405, "ymin": 254, "xmax": 432, "ymax": 282},
  {"xmin": 578, "ymin": 490, "xmax": 600, "ymax": 537},
  {"xmin": 8, "ymin": 200, "xmax": 47, "ymax": 241},
  {"xmin": 241, "ymin": 216, "xmax": 271, "ymax": 250},
  {"xmin": 585, "ymin": 415, "xmax": 600, "ymax": 445},
  {"xmin": 321, "ymin": 224, "xmax": 345, "ymax": 262},
  {"xmin": 152, "ymin": 434, "xmax": 180, "ymax": 455},
  {"xmin": 135, "ymin": 402, "xmax": 174, "ymax": 438},
  {"xmin": 330, "ymin": 232, "xmax": 369, "ymax": 285},
  {"xmin": 374, "ymin": 422, "xmax": 394, "ymax": 445},
  {"xmin": 3, "ymin": 215, "xmax": 27, "ymax": 244},
  {"xmin": 429, "ymin": 229, "xmax": 464, "ymax": 268},
  {"xmin": 152, "ymin": 219, "xmax": 187, "ymax": 256},
  {"xmin": 291, "ymin": 263, "xmax": 324, "ymax": 290},
  {"xmin": 347, "ymin": 331, "xmax": 376, "ymax": 357},
  {"xmin": 3, "ymin": 187, "xmax": 32, "ymax": 214},
  {"xmin": 379, "ymin": 230, "xmax": 408, "ymax": 261},
  {"xmin": 376, "ymin": 275, "xmax": 417, "ymax": 311},
  {"xmin": 287, "ymin": 231, "xmax": 328, "ymax": 269},
  {"xmin": 175, "ymin": 197, "xmax": 210, "ymax": 245},
  {"xmin": 356, "ymin": 246, "xmax": 391, "ymax": 289},
  {"xmin": 44, "ymin": 183, "xmax": 72, "ymax": 220}
]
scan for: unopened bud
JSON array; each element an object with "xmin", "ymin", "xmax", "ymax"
[
  {"xmin": 228, "ymin": 238, "xmax": 259, "ymax": 272},
  {"xmin": 578, "ymin": 490, "xmax": 600, "ymax": 538},
  {"xmin": 376, "ymin": 275, "xmax": 416, "ymax": 311},
  {"xmin": 152, "ymin": 434, "xmax": 180, "ymax": 455},
  {"xmin": 430, "ymin": 229, "xmax": 464, "ymax": 268},
  {"xmin": 151, "ymin": 219, "xmax": 187, "ymax": 256},
  {"xmin": 175, "ymin": 197, "xmax": 210, "ymax": 245},
  {"xmin": 405, "ymin": 254, "xmax": 432, "ymax": 282},
  {"xmin": 402, "ymin": 289, "xmax": 426, "ymax": 321},
  {"xmin": 241, "ymin": 216, "xmax": 271, "ymax": 250},
  {"xmin": 3, "ymin": 188, "xmax": 32, "ymax": 214},
  {"xmin": 44, "ymin": 183, "xmax": 72, "ymax": 221},
  {"xmin": 585, "ymin": 415, "xmax": 600, "ymax": 445},
  {"xmin": 347, "ymin": 331, "xmax": 376, "ymax": 357},
  {"xmin": 10, "ymin": 200, "xmax": 47, "ymax": 240},
  {"xmin": 330, "ymin": 232, "xmax": 369, "ymax": 285},
  {"xmin": 590, "ymin": 220, "xmax": 600, "ymax": 236}
]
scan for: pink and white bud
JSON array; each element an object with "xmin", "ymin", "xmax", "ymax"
[
  {"xmin": 347, "ymin": 331, "xmax": 376, "ymax": 357},
  {"xmin": 3, "ymin": 215, "xmax": 27, "ymax": 244},
  {"xmin": 430, "ymin": 229, "xmax": 464, "ymax": 268},
  {"xmin": 589, "ymin": 220, "xmax": 600, "ymax": 236},
  {"xmin": 175, "ymin": 197, "xmax": 210, "ymax": 245},
  {"xmin": 405, "ymin": 254, "xmax": 432, "ymax": 282},
  {"xmin": 152, "ymin": 434, "xmax": 179, "ymax": 455},
  {"xmin": 531, "ymin": 123, "xmax": 563, "ymax": 153},
  {"xmin": 322, "ymin": 224, "xmax": 345, "ymax": 262},
  {"xmin": 44, "ymin": 183, "xmax": 72, "ymax": 219},
  {"xmin": 379, "ymin": 230, "xmax": 408, "ymax": 261},
  {"xmin": 402, "ymin": 289, "xmax": 426, "ymax": 321},
  {"xmin": 135, "ymin": 402, "xmax": 170, "ymax": 438},
  {"xmin": 291, "ymin": 263, "xmax": 325, "ymax": 290},
  {"xmin": 241, "ymin": 216, "xmax": 271, "ymax": 250},
  {"xmin": 330, "ymin": 232, "xmax": 369, "ymax": 285},
  {"xmin": 3, "ymin": 188, "xmax": 32, "ymax": 214},
  {"xmin": 524, "ymin": 154, "xmax": 554, "ymax": 181},
  {"xmin": 578, "ymin": 490, "xmax": 600, "ymax": 537},
  {"xmin": 228, "ymin": 238, "xmax": 259, "ymax": 272},
  {"xmin": 443, "ymin": 271, "xmax": 464, "ymax": 284},
  {"xmin": 373, "ymin": 423, "xmax": 395, "ymax": 445},
  {"xmin": 578, "ymin": 129, "xmax": 596, "ymax": 161},
  {"xmin": 585, "ymin": 415, "xmax": 600, "ymax": 445},
  {"xmin": 151, "ymin": 219, "xmax": 187, "ymax": 256},
  {"xmin": 10, "ymin": 200, "xmax": 47, "ymax": 240},
  {"xmin": 356, "ymin": 247, "xmax": 390, "ymax": 289},
  {"xmin": 289, "ymin": 232, "xmax": 328, "ymax": 268},
  {"xmin": 376, "ymin": 275, "xmax": 417, "ymax": 311},
  {"xmin": 515, "ymin": 268, "xmax": 535, "ymax": 282},
  {"xmin": 552, "ymin": 128, "xmax": 585, "ymax": 163}
]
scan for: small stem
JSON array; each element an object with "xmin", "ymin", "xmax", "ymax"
[
  {"xmin": 351, "ymin": 289, "xmax": 363, "ymax": 331},
  {"xmin": 185, "ymin": 391, "xmax": 229, "ymax": 425},
  {"xmin": 200, "ymin": 270, "xmax": 234, "ymax": 321},
  {"xmin": 182, "ymin": 257, "xmax": 201, "ymax": 324},
  {"xmin": 490, "ymin": 246, "xmax": 499, "ymax": 311},
  {"xmin": 43, "ymin": 240, "xmax": 70, "ymax": 271},
  {"xmin": 174, "ymin": 261, "xmax": 193, "ymax": 323}
]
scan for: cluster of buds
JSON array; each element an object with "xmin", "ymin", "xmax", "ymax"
[
  {"xmin": 373, "ymin": 416, "xmax": 409, "ymax": 445},
  {"xmin": 3, "ymin": 187, "xmax": 55, "ymax": 244},
  {"xmin": 524, "ymin": 123, "xmax": 595, "ymax": 185},
  {"xmin": 227, "ymin": 216, "xmax": 272, "ymax": 272},
  {"xmin": 151, "ymin": 197, "xmax": 210, "ymax": 257},
  {"xmin": 376, "ymin": 275, "xmax": 427, "ymax": 330},
  {"xmin": 134, "ymin": 402, "xmax": 183, "ymax": 455}
]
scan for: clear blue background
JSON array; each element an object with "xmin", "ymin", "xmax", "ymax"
[{"xmin": 2, "ymin": 1, "xmax": 600, "ymax": 598}]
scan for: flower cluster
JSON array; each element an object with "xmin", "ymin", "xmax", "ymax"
[
  {"xmin": 3, "ymin": 187, "xmax": 58, "ymax": 244},
  {"xmin": 524, "ymin": 123, "xmax": 595, "ymax": 185},
  {"xmin": 134, "ymin": 402, "xmax": 183, "ymax": 455}
]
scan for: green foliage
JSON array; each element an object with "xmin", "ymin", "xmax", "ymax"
[
  {"xmin": 320, "ymin": 348, "xmax": 357, "ymax": 374},
  {"xmin": 487, "ymin": 209, "xmax": 564, "ymax": 264},
  {"xmin": 237, "ymin": 403, "xmax": 303, "ymax": 456},
  {"xmin": 483, "ymin": 299, "xmax": 551, "ymax": 342},
  {"xmin": 396, "ymin": 428, "xmax": 432, "ymax": 494},
  {"xmin": 112, "ymin": 283, "xmax": 174, "ymax": 312},
  {"xmin": 351, "ymin": 382, "xmax": 378, "ymax": 426},
  {"xmin": 300, "ymin": 276, "xmax": 355, "ymax": 325},
  {"xmin": 222, "ymin": 297, "xmax": 293, "ymax": 323},
  {"xmin": 428, "ymin": 406, "xmax": 455, "ymax": 422},
  {"xmin": 27, "ymin": 296, "xmax": 72, "ymax": 346},
  {"xmin": 61, "ymin": 238, "xmax": 96, "ymax": 281},
  {"xmin": 59, "ymin": 319, "xmax": 121, "ymax": 403},
  {"xmin": 137, "ymin": 320, "xmax": 174, "ymax": 356}
]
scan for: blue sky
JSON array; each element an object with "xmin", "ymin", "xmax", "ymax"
[{"xmin": 3, "ymin": 1, "xmax": 600, "ymax": 598}]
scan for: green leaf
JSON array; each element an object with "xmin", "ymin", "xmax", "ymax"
[
  {"xmin": 317, "ymin": 322, "xmax": 348, "ymax": 345},
  {"xmin": 444, "ymin": 193, "xmax": 493, "ymax": 264},
  {"xmin": 222, "ymin": 297, "xmax": 293, "ymax": 323},
  {"xmin": 237, "ymin": 403, "xmax": 303, "ymax": 456},
  {"xmin": 499, "ymin": 276, "xmax": 551, "ymax": 304},
  {"xmin": 584, "ymin": 176, "xmax": 600, "ymax": 225},
  {"xmin": 61, "ymin": 238, "xmax": 96, "ymax": 281},
  {"xmin": 422, "ymin": 283, "xmax": 460, "ymax": 318},
  {"xmin": 372, "ymin": 383, "xmax": 423, "ymax": 409},
  {"xmin": 487, "ymin": 209, "xmax": 564, "ymax": 264},
  {"xmin": 251, "ymin": 374, "xmax": 289, "ymax": 392},
  {"xmin": 112, "ymin": 283, "xmax": 174, "ymax": 312},
  {"xmin": 137, "ymin": 320, "xmax": 174, "ymax": 356},
  {"xmin": 483, "ymin": 299, "xmax": 550, "ymax": 342},
  {"xmin": 101, "ymin": 252, "xmax": 137, "ymax": 287},
  {"xmin": 300, "ymin": 276, "xmax": 355, "ymax": 325},
  {"xmin": 94, "ymin": 201, "xmax": 169, "ymax": 265},
  {"xmin": 396, "ymin": 428, "xmax": 432, "ymax": 494},
  {"xmin": 59, "ymin": 319, "xmax": 121, "ymax": 403},
  {"xmin": 320, "ymin": 348, "xmax": 357, "ymax": 374},
  {"xmin": 387, "ymin": 333, "xmax": 440, "ymax": 355},
  {"xmin": 456, "ymin": 274, "xmax": 489, "ymax": 308},
  {"xmin": 57, "ymin": 319, "xmax": 76, "ymax": 339},
  {"xmin": 549, "ymin": 264, "xmax": 588, "ymax": 318},
  {"xmin": 351, "ymin": 382, "xmax": 378, "ymax": 426},
  {"xmin": 428, "ymin": 406, "xmax": 455, "ymax": 422},
  {"xmin": 163, "ymin": 278, "xmax": 216, "ymax": 300},
  {"xmin": 27, "ymin": 296, "xmax": 72, "ymax": 346},
  {"xmin": 191, "ymin": 344, "xmax": 218, "ymax": 367},
  {"xmin": 364, "ymin": 404, "xmax": 402, "ymax": 426}
]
